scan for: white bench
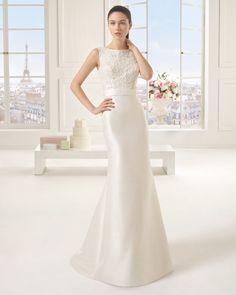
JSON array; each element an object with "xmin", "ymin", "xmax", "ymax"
[{"xmin": 34, "ymin": 144, "xmax": 175, "ymax": 175}]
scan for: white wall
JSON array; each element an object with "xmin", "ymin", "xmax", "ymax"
[{"xmin": 0, "ymin": 0, "xmax": 236, "ymax": 149}]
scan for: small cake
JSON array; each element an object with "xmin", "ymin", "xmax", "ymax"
[
  {"xmin": 70, "ymin": 118, "xmax": 91, "ymax": 150},
  {"xmin": 59, "ymin": 139, "xmax": 70, "ymax": 150}
]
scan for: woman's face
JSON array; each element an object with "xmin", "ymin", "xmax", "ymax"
[{"xmin": 108, "ymin": 12, "xmax": 131, "ymax": 40}]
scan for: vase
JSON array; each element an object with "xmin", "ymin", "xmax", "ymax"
[{"xmin": 150, "ymin": 97, "xmax": 172, "ymax": 117}]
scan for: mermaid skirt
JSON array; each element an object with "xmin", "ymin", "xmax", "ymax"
[{"xmin": 70, "ymin": 88, "xmax": 174, "ymax": 287}]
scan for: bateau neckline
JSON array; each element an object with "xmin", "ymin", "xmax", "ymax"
[{"xmin": 104, "ymin": 47, "xmax": 130, "ymax": 51}]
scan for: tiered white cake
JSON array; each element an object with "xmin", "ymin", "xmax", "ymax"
[{"xmin": 70, "ymin": 118, "xmax": 91, "ymax": 150}]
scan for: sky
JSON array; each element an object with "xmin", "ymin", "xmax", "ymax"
[
  {"xmin": 122, "ymin": 0, "xmax": 204, "ymax": 81},
  {"xmin": 0, "ymin": 0, "xmax": 204, "ymax": 82},
  {"xmin": 0, "ymin": 1, "xmax": 44, "ymax": 78}
]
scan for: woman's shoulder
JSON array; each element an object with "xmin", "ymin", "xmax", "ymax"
[
  {"xmin": 88, "ymin": 47, "xmax": 103, "ymax": 70},
  {"xmin": 88, "ymin": 47, "xmax": 104, "ymax": 60},
  {"xmin": 91, "ymin": 47, "xmax": 103, "ymax": 53}
]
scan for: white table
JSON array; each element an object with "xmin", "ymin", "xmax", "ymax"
[{"xmin": 34, "ymin": 144, "xmax": 175, "ymax": 175}]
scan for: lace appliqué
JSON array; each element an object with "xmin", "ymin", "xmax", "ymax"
[{"xmin": 97, "ymin": 47, "xmax": 140, "ymax": 91}]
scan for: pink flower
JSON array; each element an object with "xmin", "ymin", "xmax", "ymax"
[{"xmin": 154, "ymin": 92, "xmax": 163, "ymax": 99}]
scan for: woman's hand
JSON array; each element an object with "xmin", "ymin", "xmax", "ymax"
[
  {"xmin": 91, "ymin": 98, "xmax": 115, "ymax": 115},
  {"xmin": 126, "ymin": 39, "xmax": 153, "ymax": 80}
]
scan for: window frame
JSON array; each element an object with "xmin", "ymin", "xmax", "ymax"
[
  {"xmin": 121, "ymin": 0, "xmax": 205, "ymax": 129},
  {"xmin": 0, "ymin": 0, "xmax": 49, "ymax": 129}
]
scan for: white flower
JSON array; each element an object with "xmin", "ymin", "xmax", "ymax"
[
  {"xmin": 150, "ymin": 94, "xmax": 154, "ymax": 99},
  {"xmin": 167, "ymin": 91, "xmax": 172, "ymax": 98},
  {"xmin": 154, "ymin": 80, "xmax": 159, "ymax": 87},
  {"xmin": 160, "ymin": 85, "xmax": 168, "ymax": 91}
]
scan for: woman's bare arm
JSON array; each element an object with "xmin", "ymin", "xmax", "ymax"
[
  {"xmin": 70, "ymin": 48, "xmax": 99, "ymax": 113},
  {"xmin": 126, "ymin": 39, "xmax": 153, "ymax": 81},
  {"xmin": 70, "ymin": 48, "xmax": 115, "ymax": 115},
  {"xmin": 131, "ymin": 46, "xmax": 153, "ymax": 80}
]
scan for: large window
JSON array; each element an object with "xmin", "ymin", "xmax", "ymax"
[
  {"xmin": 0, "ymin": 0, "xmax": 47, "ymax": 129},
  {"xmin": 121, "ymin": 0, "xmax": 205, "ymax": 128}
]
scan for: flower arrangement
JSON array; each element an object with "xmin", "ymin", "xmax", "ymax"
[
  {"xmin": 148, "ymin": 72, "xmax": 180, "ymax": 101},
  {"xmin": 148, "ymin": 72, "xmax": 180, "ymax": 121}
]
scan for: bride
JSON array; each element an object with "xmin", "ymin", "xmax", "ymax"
[{"xmin": 69, "ymin": 4, "xmax": 174, "ymax": 287}]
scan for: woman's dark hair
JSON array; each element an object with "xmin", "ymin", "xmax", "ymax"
[{"xmin": 107, "ymin": 5, "xmax": 132, "ymax": 39}]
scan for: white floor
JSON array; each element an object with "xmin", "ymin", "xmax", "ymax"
[{"xmin": 0, "ymin": 148, "xmax": 236, "ymax": 295}]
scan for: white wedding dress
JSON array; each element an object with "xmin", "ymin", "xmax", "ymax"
[{"xmin": 70, "ymin": 46, "xmax": 174, "ymax": 287}]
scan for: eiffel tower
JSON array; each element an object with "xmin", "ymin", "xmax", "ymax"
[{"xmin": 21, "ymin": 43, "xmax": 32, "ymax": 83}]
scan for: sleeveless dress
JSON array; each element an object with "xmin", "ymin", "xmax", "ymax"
[{"xmin": 70, "ymin": 47, "xmax": 174, "ymax": 287}]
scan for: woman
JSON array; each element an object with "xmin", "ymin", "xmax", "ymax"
[{"xmin": 70, "ymin": 5, "xmax": 174, "ymax": 287}]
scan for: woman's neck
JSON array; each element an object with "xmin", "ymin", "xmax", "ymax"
[{"xmin": 107, "ymin": 40, "xmax": 128, "ymax": 50}]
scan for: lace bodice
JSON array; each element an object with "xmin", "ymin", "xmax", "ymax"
[{"xmin": 97, "ymin": 47, "xmax": 140, "ymax": 93}]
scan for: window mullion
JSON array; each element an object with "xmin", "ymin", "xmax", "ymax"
[
  {"xmin": 7, "ymin": 4, "xmax": 44, "ymax": 7},
  {"xmin": 3, "ymin": 0, "xmax": 9, "ymax": 127},
  {"xmin": 201, "ymin": 0, "xmax": 205, "ymax": 129},
  {"xmin": 180, "ymin": 0, "xmax": 183, "ymax": 129},
  {"xmin": 145, "ymin": 0, "xmax": 148, "ymax": 123}
]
